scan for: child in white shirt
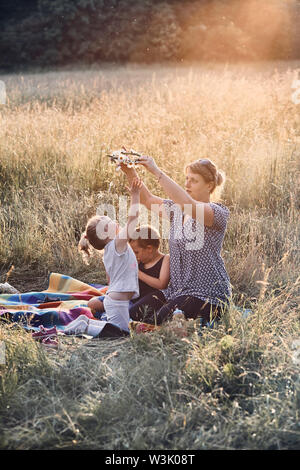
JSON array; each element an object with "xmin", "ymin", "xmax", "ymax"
[{"xmin": 62, "ymin": 177, "xmax": 142, "ymax": 337}]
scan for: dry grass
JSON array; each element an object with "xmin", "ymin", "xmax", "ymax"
[{"xmin": 0, "ymin": 62, "xmax": 299, "ymax": 449}]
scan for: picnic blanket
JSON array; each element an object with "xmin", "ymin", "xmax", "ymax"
[
  {"xmin": 0, "ymin": 272, "xmax": 253, "ymax": 337},
  {"xmin": 0, "ymin": 272, "xmax": 108, "ymax": 332}
]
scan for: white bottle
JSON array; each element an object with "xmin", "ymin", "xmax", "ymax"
[
  {"xmin": 172, "ymin": 309, "xmax": 186, "ymax": 333},
  {"xmin": 0, "ymin": 282, "xmax": 19, "ymax": 294}
]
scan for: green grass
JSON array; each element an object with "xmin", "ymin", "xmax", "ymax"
[
  {"xmin": 0, "ymin": 62, "xmax": 299, "ymax": 449},
  {"xmin": 0, "ymin": 298, "xmax": 299, "ymax": 449}
]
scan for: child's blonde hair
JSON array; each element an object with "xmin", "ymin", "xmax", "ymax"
[{"xmin": 78, "ymin": 215, "xmax": 107, "ymax": 263}]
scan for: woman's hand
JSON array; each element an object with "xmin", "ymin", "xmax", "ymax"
[
  {"xmin": 119, "ymin": 161, "xmax": 137, "ymax": 175},
  {"xmin": 136, "ymin": 155, "xmax": 160, "ymax": 176},
  {"xmin": 118, "ymin": 146, "xmax": 137, "ymax": 176}
]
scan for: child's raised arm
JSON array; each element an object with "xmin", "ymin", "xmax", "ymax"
[{"xmin": 115, "ymin": 177, "xmax": 142, "ymax": 254}]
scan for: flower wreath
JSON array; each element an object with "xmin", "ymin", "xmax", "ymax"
[{"xmin": 106, "ymin": 148, "xmax": 142, "ymax": 171}]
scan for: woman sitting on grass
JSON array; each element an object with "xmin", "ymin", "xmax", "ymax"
[
  {"xmin": 121, "ymin": 156, "xmax": 232, "ymax": 326},
  {"xmin": 88, "ymin": 224, "xmax": 170, "ymax": 321}
]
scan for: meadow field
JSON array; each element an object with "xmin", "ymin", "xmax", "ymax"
[{"xmin": 0, "ymin": 62, "xmax": 299, "ymax": 450}]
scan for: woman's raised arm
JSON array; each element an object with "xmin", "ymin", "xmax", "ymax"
[
  {"xmin": 136, "ymin": 155, "xmax": 214, "ymax": 227},
  {"xmin": 120, "ymin": 164, "xmax": 166, "ymax": 217}
]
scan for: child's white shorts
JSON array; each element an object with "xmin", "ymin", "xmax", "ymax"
[{"xmin": 103, "ymin": 295, "xmax": 130, "ymax": 332}]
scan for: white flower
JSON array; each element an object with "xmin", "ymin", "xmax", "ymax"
[{"xmin": 108, "ymin": 148, "xmax": 143, "ymax": 172}]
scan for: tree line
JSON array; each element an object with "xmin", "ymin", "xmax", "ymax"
[{"xmin": 0, "ymin": 0, "xmax": 300, "ymax": 71}]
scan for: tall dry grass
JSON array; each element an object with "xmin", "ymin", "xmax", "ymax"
[
  {"xmin": 0, "ymin": 64, "xmax": 299, "ymax": 292},
  {"xmin": 0, "ymin": 63, "xmax": 299, "ymax": 449}
]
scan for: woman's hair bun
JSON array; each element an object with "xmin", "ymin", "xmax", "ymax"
[
  {"xmin": 187, "ymin": 158, "xmax": 225, "ymax": 192},
  {"xmin": 216, "ymin": 170, "xmax": 225, "ymax": 187}
]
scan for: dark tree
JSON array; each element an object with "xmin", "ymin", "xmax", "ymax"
[{"xmin": 0, "ymin": 0, "xmax": 298, "ymax": 72}]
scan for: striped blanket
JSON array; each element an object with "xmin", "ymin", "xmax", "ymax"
[{"xmin": 0, "ymin": 273, "xmax": 108, "ymax": 331}]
